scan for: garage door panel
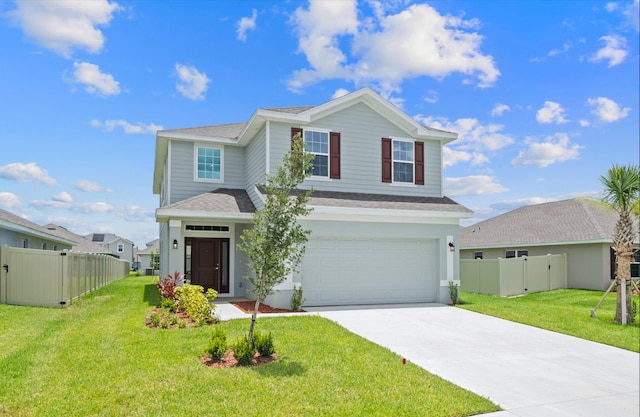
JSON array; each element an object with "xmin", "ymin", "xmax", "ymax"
[{"xmin": 301, "ymin": 237, "xmax": 437, "ymax": 306}]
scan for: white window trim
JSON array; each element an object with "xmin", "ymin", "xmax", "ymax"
[
  {"xmin": 505, "ymin": 249, "xmax": 528, "ymax": 258},
  {"xmin": 303, "ymin": 128, "xmax": 332, "ymax": 179},
  {"xmin": 390, "ymin": 137, "xmax": 415, "ymax": 185},
  {"xmin": 117, "ymin": 243, "xmax": 124, "ymax": 253},
  {"xmin": 193, "ymin": 143, "xmax": 224, "ymax": 183}
]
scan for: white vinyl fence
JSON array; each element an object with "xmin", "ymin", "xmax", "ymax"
[
  {"xmin": 0, "ymin": 245, "xmax": 130, "ymax": 307},
  {"xmin": 460, "ymin": 254, "xmax": 567, "ymax": 297}
]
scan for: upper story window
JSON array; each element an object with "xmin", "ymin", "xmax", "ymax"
[
  {"xmin": 117, "ymin": 243, "xmax": 124, "ymax": 253},
  {"xmin": 382, "ymin": 138, "xmax": 424, "ymax": 185},
  {"xmin": 195, "ymin": 145, "xmax": 223, "ymax": 182},
  {"xmin": 291, "ymin": 128, "xmax": 341, "ymax": 179},
  {"xmin": 304, "ymin": 130, "xmax": 329, "ymax": 177},
  {"xmin": 393, "ymin": 140, "xmax": 414, "ymax": 183}
]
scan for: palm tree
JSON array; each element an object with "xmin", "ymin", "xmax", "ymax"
[{"xmin": 600, "ymin": 164, "xmax": 639, "ymax": 324}]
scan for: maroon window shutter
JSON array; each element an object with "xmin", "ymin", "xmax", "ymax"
[
  {"xmin": 381, "ymin": 138, "xmax": 392, "ymax": 183},
  {"xmin": 415, "ymin": 141, "xmax": 424, "ymax": 185},
  {"xmin": 329, "ymin": 132, "xmax": 341, "ymax": 179},
  {"xmin": 291, "ymin": 127, "xmax": 303, "ymax": 149}
]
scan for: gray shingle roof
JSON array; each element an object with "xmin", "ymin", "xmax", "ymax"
[
  {"xmin": 256, "ymin": 187, "xmax": 472, "ymax": 213},
  {"xmin": 162, "ymin": 188, "xmax": 256, "ymax": 213},
  {"xmin": 42, "ymin": 224, "xmax": 114, "ymax": 254},
  {"xmin": 159, "ymin": 122, "xmax": 247, "ymax": 139},
  {"xmin": 0, "ymin": 208, "xmax": 76, "ymax": 245},
  {"xmin": 263, "ymin": 106, "xmax": 316, "ymax": 114},
  {"xmin": 459, "ymin": 198, "xmax": 628, "ymax": 248}
]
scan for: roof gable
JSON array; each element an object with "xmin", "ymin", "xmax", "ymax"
[
  {"xmin": 0, "ymin": 208, "xmax": 77, "ymax": 246},
  {"xmin": 459, "ymin": 198, "xmax": 632, "ymax": 248}
]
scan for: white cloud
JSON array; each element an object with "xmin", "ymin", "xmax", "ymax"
[
  {"xmin": 0, "ymin": 192, "xmax": 23, "ymax": 209},
  {"xmin": 71, "ymin": 61, "xmax": 120, "ymax": 96},
  {"xmin": 331, "ymin": 88, "xmax": 350, "ymax": 99},
  {"xmin": 623, "ymin": 0, "xmax": 639, "ymax": 32},
  {"xmin": 490, "ymin": 103, "xmax": 510, "ymax": 116},
  {"xmin": 75, "ymin": 179, "xmax": 111, "ymax": 193},
  {"xmin": 423, "ymin": 90, "xmax": 439, "ymax": 104},
  {"xmin": 0, "ymin": 162, "xmax": 57, "ymax": 185},
  {"xmin": 175, "ymin": 64, "xmax": 210, "ymax": 100},
  {"xmin": 586, "ymin": 96, "xmax": 631, "ymax": 122},
  {"xmin": 90, "ymin": 119, "xmax": 163, "ymax": 134},
  {"xmin": 442, "ymin": 147, "xmax": 488, "ymax": 168},
  {"xmin": 511, "ymin": 133, "xmax": 582, "ymax": 168},
  {"xmin": 605, "ymin": 2, "xmax": 619, "ymax": 12},
  {"xmin": 536, "ymin": 101, "xmax": 568, "ymax": 124},
  {"xmin": 289, "ymin": 2, "xmax": 499, "ymax": 95},
  {"xmin": 418, "ymin": 115, "xmax": 514, "ymax": 152},
  {"xmin": 444, "ymin": 175, "xmax": 508, "ymax": 196},
  {"xmin": 237, "ymin": 9, "xmax": 257, "ymax": 42},
  {"xmin": 579, "ymin": 119, "xmax": 591, "ymax": 127},
  {"xmin": 589, "ymin": 35, "xmax": 629, "ymax": 67},
  {"xmin": 52, "ymin": 192, "xmax": 73, "ymax": 203},
  {"xmin": 6, "ymin": 0, "xmax": 121, "ymax": 58}
]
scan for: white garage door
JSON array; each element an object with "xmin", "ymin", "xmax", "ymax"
[{"xmin": 301, "ymin": 237, "xmax": 437, "ymax": 306}]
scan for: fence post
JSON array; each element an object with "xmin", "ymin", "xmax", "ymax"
[{"xmin": 0, "ymin": 245, "xmax": 5, "ymax": 304}]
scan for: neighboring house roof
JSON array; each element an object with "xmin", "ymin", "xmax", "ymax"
[
  {"xmin": 85, "ymin": 233, "xmax": 134, "ymax": 246},
  {"xmin": 42, "ymin": 224, "xmax": 115, "ymax": 254},
  {"xmin": 138, "ymin": 239, "xmax": 160, "ymax": 255},
  {"xmin": 153, "ymin": 87, "xmax": 458, "ymax": 194},
  {"xmin": 156, "ymin": 187, "xmax": 472, "ymax": 222},
  {"xmin": 0, "ymin": 208, "xmax": 77, "ymax": 246},
  {"xmin": 460, "ymin": 198, "xmax": 636, "ymax": 249}
]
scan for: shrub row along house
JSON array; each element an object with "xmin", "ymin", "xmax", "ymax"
[{"xmin": 153, "ymin": 88, "xmax": 472, "ymax": 309}]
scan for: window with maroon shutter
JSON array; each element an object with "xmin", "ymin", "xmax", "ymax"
[
  {"xmin": 291, "ymin": 127, "xmax": 341, "ymax": 179},
  {"xmin": 381, "ymin": 138, "xmax": 392, "ymax": 183},
  {"xmin": 415, "ymin": 141, "xmax": 424, "ymax": 185}
]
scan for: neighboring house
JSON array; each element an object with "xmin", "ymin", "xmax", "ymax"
[
  {"xmin": 84, "ymin": 233, "xmax": 135, "ymax": 263},
  {"xmin": 42, "ymin": 224, "xmax": 116, "ymax": 256},
  {"xmin": 137, "ymin": 239, "xmax": 160, "ymax": 274},
  {"xmin": 0, "ymin": 208, "xmax": 76, "ymax": 250},
  {"xmin": 153, "ymin": 87, "xmax": 472, "ymax": 308},
  {"xmin": 459, "ymin": 198, "xmax": 640, "ymax": 291}
]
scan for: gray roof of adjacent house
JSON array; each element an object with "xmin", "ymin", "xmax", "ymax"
[
  {"xmin": 84, "ymin": 233, "xmax": 134, "ymax": 246},
  {"xmin": 138, "ymin": 239, "xmax": 160, "ymax": 255},
  {"xmin": 0, "ymin": 208, "xmax": 77, "ymax": 246},
  {"xmin": 42, "ymin": 224, "xmax": 115, "ymax": 255},
  {"xmin": 459, "ymin": 198, "xmax": 635, "ymax": 249}
]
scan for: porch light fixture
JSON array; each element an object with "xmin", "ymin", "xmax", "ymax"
[
  {"xmin": 448, "ymin": 242, "xmax": 455, "ymax": 252},
  {"xmin": 172, "ymin": 239, "xmax": 178, "ymax": 250}
]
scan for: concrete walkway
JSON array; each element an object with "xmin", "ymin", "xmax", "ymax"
[{"xmin": 216, "ymin": 301, "xmax": 640, "ymax": 417}]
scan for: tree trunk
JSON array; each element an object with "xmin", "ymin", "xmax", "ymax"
[
  {"xmin": 615, "ymin": 249, "xmax": 635, "ymax": 324},
  {"xmin": 248, "ymin": 298, "xmax": 261, "ymax": 347}
]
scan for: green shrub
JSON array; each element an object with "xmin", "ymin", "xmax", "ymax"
[
  {"xmin": 174, "ymin": 284, "xmax": 218, "ymax": 325},
  {"xmin": 290, "ymin": 285, "xmax": 306, "ymax": 311},
  {"xmin": 149, "ymin": 312, "xmax": 160, "ymax": 327},
  {"xmin": 254, "ymin": 330, "xmax": 275, "ymax": 357},
  {"xmin": 233, "ymin": 335, "xmax": 255, "ymax": 366},
  {"xmin": 448, "ymin": 281, "xmax": 459, "ymax": 305},
  {"xmin": 161, "ymin": 298, "xmax": 176, "ymax": 312},
  {"xmin": 206, "ymin": 327, "xmax": 227, "ymax": 361}
]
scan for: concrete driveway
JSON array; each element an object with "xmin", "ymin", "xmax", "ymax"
[{"xmin": 305, "ymin": 303, "xmax": 640, "ymax": 417}]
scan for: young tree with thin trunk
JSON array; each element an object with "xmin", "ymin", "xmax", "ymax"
[
  {"xmin": 600, "ymin": 164, "xmax": 639, "ymax": 324},
  {"xmin": 237, "ymin": 135, "xmax": 314, "ymax": 344}
]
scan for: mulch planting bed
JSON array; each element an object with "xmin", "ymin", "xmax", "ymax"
[
  {"xmin": 200, "ymin": 350, "xmax": 278, "ymax": 368},
  {"xmin": 231, "ymin": 301, "xmax": 304, "ymax": 314}
]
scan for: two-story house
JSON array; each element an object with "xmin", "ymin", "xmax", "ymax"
[
  {"xmin": 84, "ymin": 233, "xmax": 135, "ymax": 264},
  {"xmin": 153, "ymin": 87, "xmax": 472, "ymax": 309}
]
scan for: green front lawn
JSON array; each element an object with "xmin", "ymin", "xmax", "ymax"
[
  {"xmin": 458, "ymin": 289, "xmax": 640, "ymax": 352},
  {"xmin": 0, "ymin": 275, "xmax": 499, "ymax": 417}
]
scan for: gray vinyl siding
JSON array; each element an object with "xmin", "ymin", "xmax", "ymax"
[
  {"xmin": 168, "ymin": 140, "xmax": 247, "ymax": 204},
  {"xmin": 245, "ymin": 126, "xmax": 266, "ymax": 209},
  {"xmin": 269, "ymin": 102, "xmax": 443, "ymax": 197}
]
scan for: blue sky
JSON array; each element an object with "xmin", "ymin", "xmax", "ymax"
[{"xmin": 0, "ymin": 0, "xmax": 638, "ymax": 248}]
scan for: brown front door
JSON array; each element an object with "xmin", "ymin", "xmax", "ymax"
[{"xmin": 188, "ymin": 238, "xmax": 229, "ymax": 293}]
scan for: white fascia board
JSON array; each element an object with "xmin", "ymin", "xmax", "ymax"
[
  {"xmin": 460, "ymin": 239, "xmax": 615, "ymax": 250},
  {"xmin": 0, "ymin": 220, "xmax": 78, "ymax": 246},
  {"xmin": 306, "ymin": 205, "xmax": 471, "ymax": 224},
  {"xmin": 155, "ymin": 209, "xmax": 253, "ymax": 223},
  {"xmin": 159, "ymin": 133, "xmax": 238, "ymax": 145}
]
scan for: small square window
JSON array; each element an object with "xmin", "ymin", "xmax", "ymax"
[
  {"xmin": 117, "ymin": 244, "xmax": 124, "ymax": 253},
  {"xmin": 195, "ymin": 145, "xmax": 223, "ymax": 182}
]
